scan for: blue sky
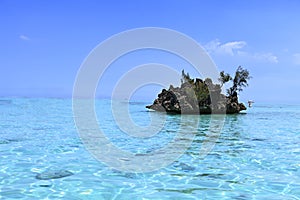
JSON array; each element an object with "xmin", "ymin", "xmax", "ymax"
[{"xmin": 1, "ymin": 0, "xmax": 300, "ymax": 103}]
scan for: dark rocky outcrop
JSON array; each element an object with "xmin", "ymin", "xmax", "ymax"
[{"xmin": 146, "ymin": 77, "xmax": 246, "ymax": 114}]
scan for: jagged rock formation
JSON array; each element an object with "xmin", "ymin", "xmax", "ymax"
[{"xmin": 146, "ymin": 76, "xmax": 246, "ymax": 114}]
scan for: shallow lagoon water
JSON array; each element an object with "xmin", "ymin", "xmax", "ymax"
[{"xmin": 0, "ymin": 98, "xmax": 299, "ymax": 199}]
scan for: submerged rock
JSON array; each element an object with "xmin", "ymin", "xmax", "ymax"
[
  {"xmin": 35, "ymin": 169, "xmax": 74, "ymax": 180},
  {"xmin": 174, "ymin": 162, "xmax": 196, "ymax": 172}
]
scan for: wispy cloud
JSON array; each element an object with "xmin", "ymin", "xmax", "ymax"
[
  {"xmin": 293, "ymin": 53, "xmax": 300, "ymax": 65},
  {"xmin": 254, "ymin": 52, "xmax": 278, "ymax": 63},
  {"xmin": 205, "ymin": 39, "xmax": 246, "ymax": 56},
  {"xmin": 237, "ymin": 51, "xmax": 278, "ymax": 63},
  {"xmin": 19, "ymin": 34, "xmax": 30, "ymax": 41},
  {"xmin": 205, "ymin": 39, "xmax": 278, "ymax": 63}
]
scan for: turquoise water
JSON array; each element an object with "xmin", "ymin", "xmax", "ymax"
[{"xmin": 0, "ymin": 98, "xmax": 300, "ymax": 199}]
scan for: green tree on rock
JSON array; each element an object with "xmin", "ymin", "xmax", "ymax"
[
  {"xmin": 218, "ymin": 71, "xmax": 232, "ymax": 87},
  {"xmin": 227, "ymin": 66, "xmax": 251, "ymax": 96}
]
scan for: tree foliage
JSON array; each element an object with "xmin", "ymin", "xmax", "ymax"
[
  {"xmin": 226, "ymin": 66, "xmax": 251, "ymax": 96},
  {"xmin": 181, "ymin": 70, "xmax": 194, "ymax": 84},
  {"xmin": 181, "ymin": 70, "xmax": 211, "ymax": 105},
  {"xmin": 180, "ymin": 67, "xmax": 251, "ymax": 107},
  {"xmin": 218, "ymin": 71, "xmax": 232, "ymax": 87}
]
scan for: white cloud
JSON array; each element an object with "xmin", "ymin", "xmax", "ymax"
[
  {"xmin": 205, "ymin": 39, "xmax": 247, "ymax": 56},
  {"xmin": 205, "ymin": 39, "xmax": 278, "ymax": 63},
  {"xmin": 293, "ymin": 53, "xmax": 300, "ymax": 65},
  {"xmin": 253, "ymin": 52, "xmax": 278, "ymax": 63},
  {"xmin": 19, "ymin": 35, "xmax": 30, "ymax": 41},
  {"xmin": 220, "ymin": 41, "xmax": 247, "ymax": 55},
  {"xmin": 237, "ymin": 51, "xmax": 278, "ymax": 63}
]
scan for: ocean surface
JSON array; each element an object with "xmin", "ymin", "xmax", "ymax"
[{"xmin": 0, "ymin": 98, "xmax": 299, "ymax": 199}]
